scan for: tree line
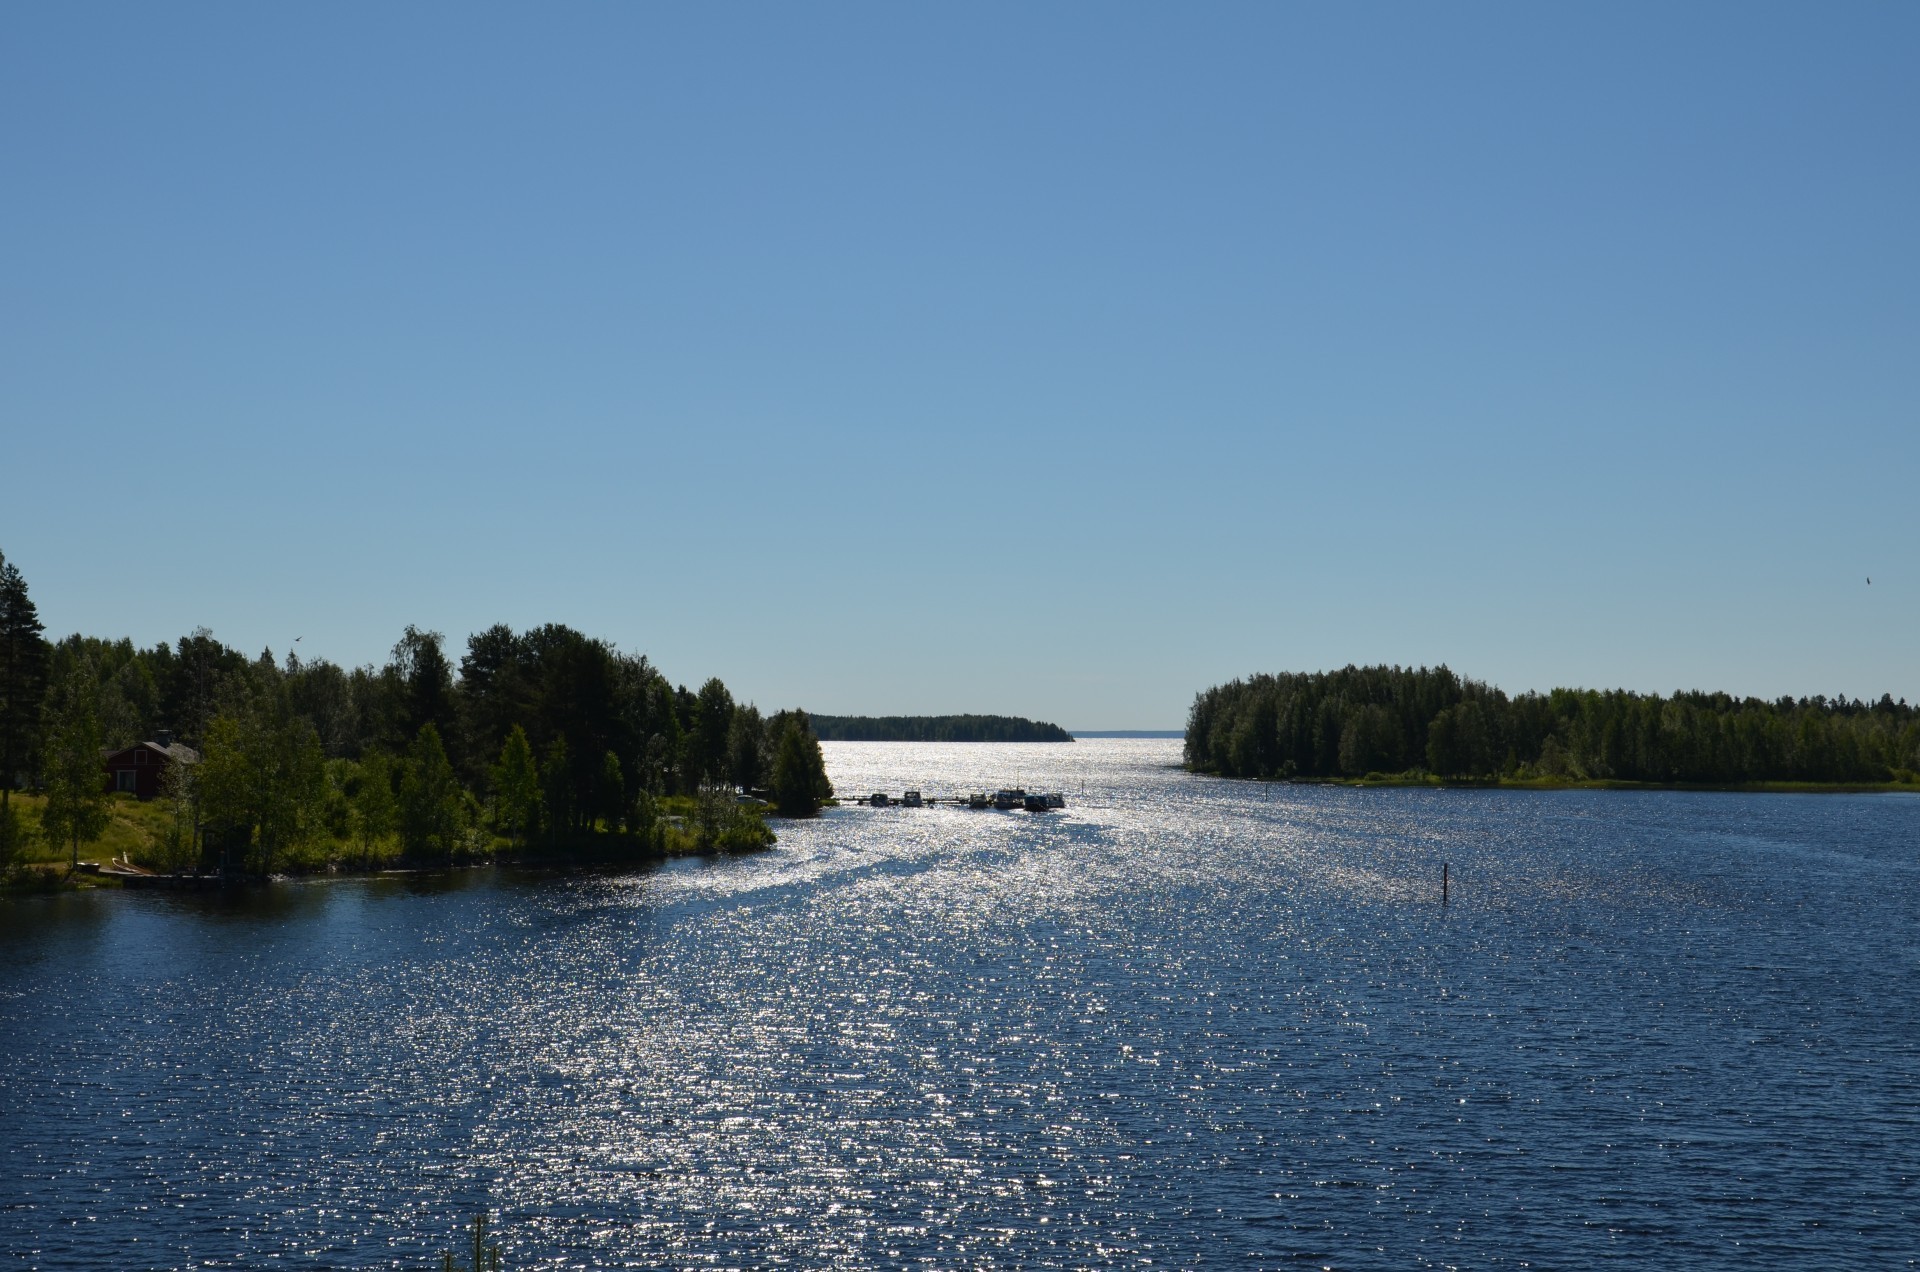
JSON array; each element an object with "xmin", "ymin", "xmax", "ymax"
[
  {"xmin": 0, "ymin": 549, "xmax": 833, "ymax": 876},
  {"xmin": 1186, "ymin": 664, "xmax": 1920, "ymax": 785},
  {"xmin": 807, "ymin": 713, "xmax": 1073, "ymax": 743}
]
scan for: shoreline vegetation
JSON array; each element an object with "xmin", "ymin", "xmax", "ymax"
[
  {"xmin": 1220, "ymin": 773, "xmax": 1919, "ymax": 795},
  {"xmin": 0, "ymin": 786, "xmax": 790, "ymax": 894},
  {"xmin": 1186, "ymin": 665, "xmax": 1920, "ymax": 791},
  {"xmin": 0, "ymin": 549, "xmax": 835, "ymax": 893},
  {"xmin": 807, "ymin": 714, "xmax": 1072, "ymax": 743}
]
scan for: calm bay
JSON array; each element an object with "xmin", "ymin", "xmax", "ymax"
[{"xmin": 3, "ymin": 739, "xmax": 1916, "ymax": 1268}]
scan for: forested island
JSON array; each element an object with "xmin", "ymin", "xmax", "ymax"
[
  {"xmin": 1186, "ymin": 665, "xmax": 1920, "ymax": 787},
  {"xmin": 0, "ymin": 551, "xmax": 833, "ymax": 885},
  {"xmin": 808, "ymin": 714, "xmax": 1073, "ymax": 743}
]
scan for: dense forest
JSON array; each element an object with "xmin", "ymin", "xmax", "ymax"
[
  {"xmin": 808, "ymin": 714, "xmax": 1073, "ymax": 743},
  {"xmin": 0, "ymin": 550, "xmax": 833, "ymax": 878},
  {"xmin": 1186, "ymin": 665, "xmax": 1920, "ymax": 786}
]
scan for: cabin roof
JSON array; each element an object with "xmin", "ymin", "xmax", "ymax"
[{"xmin": 101, "ymin": 740, "xmax": 202, "ymax": 765}]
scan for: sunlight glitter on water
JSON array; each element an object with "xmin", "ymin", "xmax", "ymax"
[{"xmin": 3, "ymin": 741, "xmax": 1917, "ymax": 1268}]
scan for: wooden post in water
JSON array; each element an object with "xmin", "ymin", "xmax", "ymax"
[{"xmin": 1442, "ymin": 862, "xmax": 1449, "ymax": 907}]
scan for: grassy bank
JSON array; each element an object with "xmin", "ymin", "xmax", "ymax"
[
  {"xmin": 1, "ymin": 789, "xmax": 778, "ymax": 894},
  {"xmin": 4, "ymin": 792, "xmax": 173, "ymax": 874}
]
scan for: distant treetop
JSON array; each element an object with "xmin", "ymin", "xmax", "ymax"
[{"xmin": 808, "ymin": 714, "xmax": 1072, "ymax": 743}]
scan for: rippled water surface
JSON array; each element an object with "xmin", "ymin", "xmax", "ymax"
[{"xmin": 4, "ymin": 740, "xmax": 1918, "ymax": 1269}]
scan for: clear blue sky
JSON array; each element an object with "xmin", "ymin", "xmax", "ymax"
[{"xmin": 5, "ymin": 3, "xmax": 1915, "ymax": 728}]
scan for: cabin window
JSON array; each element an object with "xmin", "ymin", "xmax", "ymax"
[{"xmin": 116, "ymin": 770, "xmax": 137, "ymax": 792}]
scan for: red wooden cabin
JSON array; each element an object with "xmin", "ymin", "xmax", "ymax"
[{"xmin": 101, "ymin": 733, "xmax": 200, "ymax": 801}]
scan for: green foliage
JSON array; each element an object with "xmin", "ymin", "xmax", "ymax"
[
  {"xmin": 0, "ymin": 600, "xmax": 818, "ymax": 871},
  {"xmin": 596, "ymin": 748, "xmax": 625, "ymax": 832},
  {"xmin": 691, "ymin": 783, "xmax": 775, "ymax": 852},
  {"xmin": 352, "ymin": 750, "xmax": 399, "ymax": 866},
  {"xmin": 163, "ymin": 627, "xmax": 248, "ymax": 748},
  {"xmin": 690, "ymin": 677, "xmax": 735, "ymax": 788},
  {"xmin": 1535, "ymin": 734, "xmax": 1575, "ymax": 779},
  {"xmin": 320, "ymin": 758, "xmax": 355, "ymax": 840},
  {"xmin": 155, "ymin": 747, "xmax": 200, "ymax": 874},
  {"xmin": 1337, "ymin": 704, "xmax": 1400, "ymax": 776},
  {"xmin": 627, "ymin": 787, "xmax": 659, "ymax": 845},
  {"xmin": 1187, "ymin": 665, "xmax": 1920, "ymax": 785},
  {"xmin": 541, "ymin": 735, "xmax": 571, "ymax": 844},
  {"xmin": 769, "ymin": 713, "xmax": 832, "ymax": 817},
  {"xmin": 195, "ymin": 681, "xmax": 328, "ymax": 877},
  {"xmin": 0, "ymin": 549, "xmax": 49, "ymax": 799},
  {"xmin": 3, "ymin": 791, "xmax": 168, "ymax": 870},
  {"xmin": 457, "ymin": 622, "xmax": 666, "ymax": 809},
  {"xmin": 727, "ymin": 704, "xmax": 766, "ymax": 792},
  {"xmin": 808, "ymin": 713, "xmax": 1073, "ymax": 742},
  {"xmin": 391, "ymin": 625, "xmax": 456, "ymax": 746},
  {"xmin": 0, "ymin": 799, "xmax": 30, "ymax": 871},
  {"xmin": 259, "ymin": 724, "xmax": 326, "ymax": 875},
  {"xmin": 289, "ymin": 656, "xmax": 359, "ymax": 758},
  {"xmin": 489, "ymin": 725, "xmax": 539, "ymax": 847},
  {"xmin": 1427, "ymin": 700, "xmax": 1495, "ymax": 778},
  {"xmin": 399, "ymin": 724, "xmax": 467, "ymax": 863},
  {"xmin": 194, "ymin": 715, "xmax": 249, "ymax": 867},
  {"xmin": 39, "ymin": 662, "xmax": 111, "ymax": 869}
]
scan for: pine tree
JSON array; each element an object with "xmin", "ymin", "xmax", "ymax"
[
  {"xmin": 692, "ymin": 678, "xmax": 734, "ymax": 787},
  {"xmin": 770, "ymin": 715, "xmax": 832, "ymax": 817},
  {"xmin": 0, "ymin": 550, "xmax": 49, "ymax": 811},
  {"xmin": 390, "ymin": 626, "xmax": 455, "ymax": 744}
]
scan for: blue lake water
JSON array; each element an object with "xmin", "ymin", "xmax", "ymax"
[{"xmin": 3, "ymin": 739, "xmax": 1917, "ymax": 1269}]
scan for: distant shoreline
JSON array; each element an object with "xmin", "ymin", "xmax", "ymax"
[
  {"xmin": 1187, "ymin": 666, "xmax": 1920, "ymax": 787},
  {"xmin": 1069, "ymin": 730, "xmax": 1184, "ymax": 739},
  {"xmin": 1205, "ymin": 772, "xmax": 1920, "ymax": 795},
  {"xmin": 809, "ymin": 714, "xmax": 1071, "ymax": 743}
]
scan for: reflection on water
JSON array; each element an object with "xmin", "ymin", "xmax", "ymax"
[{"xmin": 3, "ymin": 740, "xmax": 1917, "ymax": 1268}]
